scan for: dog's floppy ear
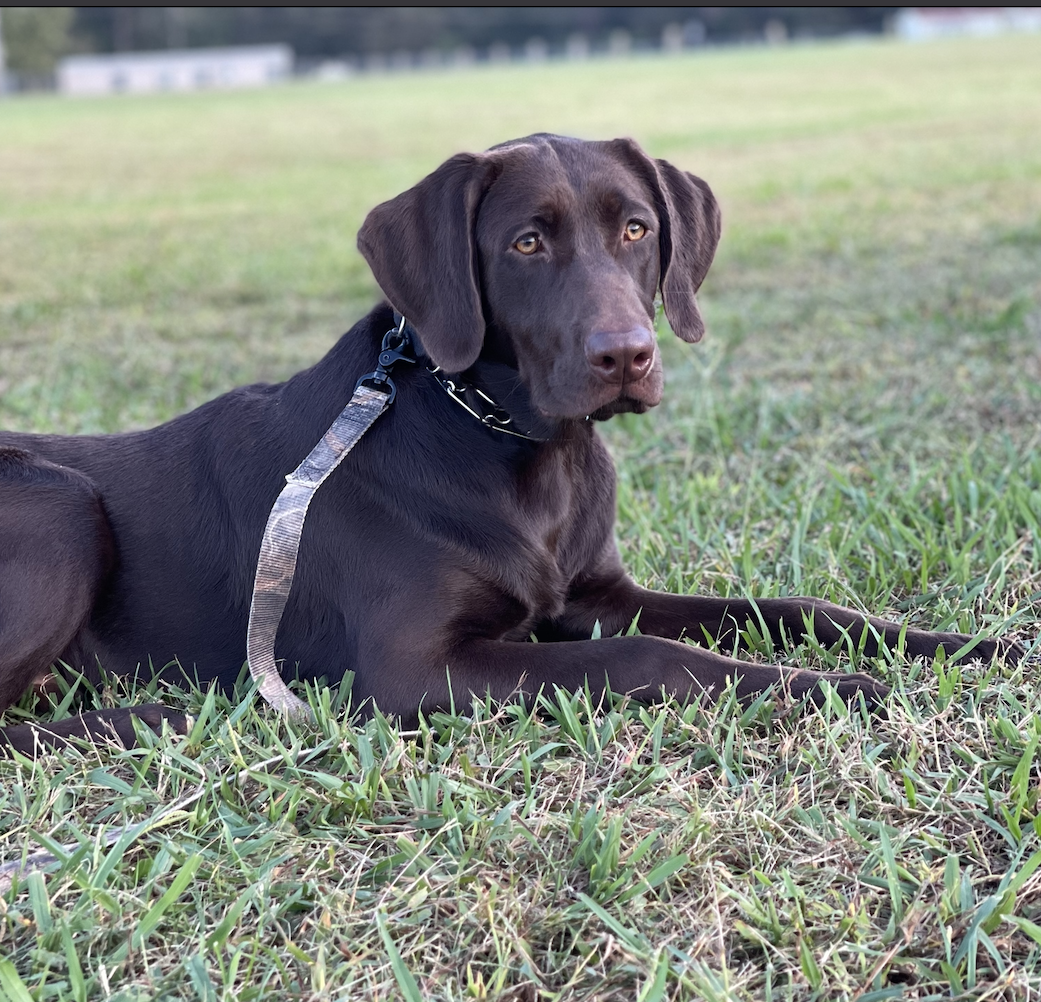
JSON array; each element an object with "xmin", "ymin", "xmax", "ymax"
[
  {"xmin": 652, "ymin": 159, "xmax": 721, "ymax": 343},
  {"xmin": 610, "ymin": 140, "xmax": 722, "ymax": 343},
  {"xmin": 358, "ymin": 153, "xmax": 501, "ymax": 372}
]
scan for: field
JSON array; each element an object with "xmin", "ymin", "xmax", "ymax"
[{"xmin": 1, "ymin": 34, "xmax": 1041, "ymax": 1001}]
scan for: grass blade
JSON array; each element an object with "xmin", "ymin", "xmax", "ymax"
[{"xmin": 375, "ymin": 910, "xmax": 423, "ymax": 1002}]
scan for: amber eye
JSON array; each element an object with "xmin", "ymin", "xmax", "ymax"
[
  {"xmin": 514, "ymin": 233, "xmax": 540, "ymax": 255},
  {"xmin": 624, "ymin": 221, "xmax": 647, "ymax": 242}
]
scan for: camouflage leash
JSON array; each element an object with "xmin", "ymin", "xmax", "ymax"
[{"xmin": 246, "ymin": 318, "xmax": 415, "ymax": 719}]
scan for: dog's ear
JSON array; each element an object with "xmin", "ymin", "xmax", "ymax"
[
  {"xmin": 609, "ymin": 140, "xmax": 722, "ymax": 343},
  {"xmin": 358, "ymin": 153, "xmax": 501, "ymax": 372},
  {"xmin": 652, "ymin": 159, "xmax": 722, "ymax": 343}
]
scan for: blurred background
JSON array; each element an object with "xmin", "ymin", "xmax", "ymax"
[
  {"xmin": 0, "ymin": 8, "xmax": 923, "ymax": 91},
  {"xmin": 3, "ymin": 7, "xmax": 1041, "ymax": 93}
]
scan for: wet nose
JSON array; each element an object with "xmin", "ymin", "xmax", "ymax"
[{"xmin": 585, "ymin": 328, "xmax": 656, "ymax": 385}]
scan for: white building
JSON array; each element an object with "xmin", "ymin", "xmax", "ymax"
[
  {"xmin": 58, "ymin": 45, "xmax": 292, "ymax": 97},
  {"xmin": 894, "ymin": 7, "xmax": 1041, "ymax": 41}
]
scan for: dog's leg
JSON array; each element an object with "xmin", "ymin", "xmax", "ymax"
[
  {"xmin": 0, "ymin": 449, "xmax": 109, "ymax": 712},
  {"xmin": 0, "ymin": 448, "xmax": 187, "ymax": 757},
  {"xmin": 558, "ymin": 575, "xmax": 1024, "ymax": 665},
  {"xmin": 0, "ymin": 706, "xmax": 190, "ymax": 757},
  {"xmin": 391, "ymin": 635, "xmax": 888, "ymax": 723}
]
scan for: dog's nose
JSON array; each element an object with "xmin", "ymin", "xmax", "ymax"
[{"xmin": 585, "ymin": 328, "xmax": 656, "ymax": 385}]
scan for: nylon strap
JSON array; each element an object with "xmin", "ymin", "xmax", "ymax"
[{"xmin": 246, "ymin": 384, "xmax": 390, "ymax": 719}]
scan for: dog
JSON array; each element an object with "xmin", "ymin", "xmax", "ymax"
[{"xmin": 0, "ymin": 134, "xmax": 1022, "ymax": 757}]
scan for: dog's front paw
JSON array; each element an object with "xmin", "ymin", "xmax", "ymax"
[
  {"xmin": 791, "ymin": 669, "xmax": 890, "ymax": 712},
  {"xmin": 908, "ymin": 631, "xmax": 1025, "ymax": 666},
  {"xmin": 981, "ymin": 635, "xmax": 1028, "ymax": 666}
]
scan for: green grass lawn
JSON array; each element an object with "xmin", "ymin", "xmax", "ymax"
[{"xmin": 1, "ymin": 33, "xmax": 1040, "ymax": 1001}]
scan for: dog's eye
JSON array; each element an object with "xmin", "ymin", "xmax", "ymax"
[
  {"xmin": 624, "ymin": 221, "xmax": 647, "ymax": 242},
  {"xmin": 514, "ymin": 234, "xmax": 540, "ymax": 255}
]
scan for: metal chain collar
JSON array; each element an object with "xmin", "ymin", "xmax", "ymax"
[{"xmin": 426, "ymin": 366, "xmax": 543, "ymax": 441}]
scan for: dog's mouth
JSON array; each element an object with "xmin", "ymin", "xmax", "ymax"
[
  {"xmin": 510, "ymin": 348, "xmax": 665, "ymax": 425},
  {"xmin": 574, "ymin": 364, "xmax": 666, "ymax": 421},
  {"xmin": 587, "ymin": 395, "xmax": 655, "ymax": 420},
  {"xmin": 534, "ymin": 379, "xmax": 663, "ymax": 422}
]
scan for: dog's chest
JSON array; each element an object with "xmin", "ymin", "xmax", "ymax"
[{"xmin": 499, "ymin": 436, "xmax": 615, "ymax": 619}]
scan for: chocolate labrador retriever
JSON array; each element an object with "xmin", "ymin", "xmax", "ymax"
[{"xmin": 0, "ymin": 134, "xmax": 1020, "ymax": 756}]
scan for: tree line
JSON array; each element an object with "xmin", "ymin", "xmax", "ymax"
[{"xmin": 2, "ymin": 7, "xmax": 898, "ymax": 79}]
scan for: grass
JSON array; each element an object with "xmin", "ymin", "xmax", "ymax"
[{"xmin": 1, "ymin": 32, "xmax": 1040, "ymax": 1001}]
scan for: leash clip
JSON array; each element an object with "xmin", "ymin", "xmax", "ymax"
[{"xmin": 355, "ymin": 317, "xmax": 417, "ymax": 405}]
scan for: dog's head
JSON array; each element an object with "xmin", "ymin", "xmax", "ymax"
[{"xmin": 358, "ymin": 134, "xmax": 721, "ymax": 421}]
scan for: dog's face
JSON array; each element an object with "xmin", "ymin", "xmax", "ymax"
[
  {"xmin": 474, "ymin": 140, "xmax": 664, "ymax": 419},
  {"xmin": 358, "ymin": 135, "xmax": 721, "ymax": 421}
]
